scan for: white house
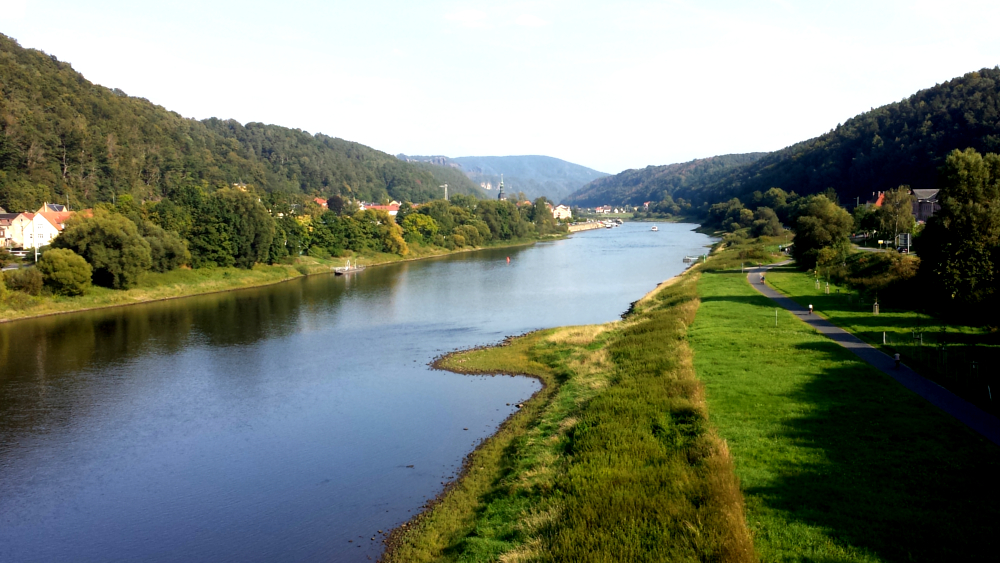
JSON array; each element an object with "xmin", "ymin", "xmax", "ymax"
[{"xmin": 552, "ymin": 205, "xmax": 572, "ymax": 220}]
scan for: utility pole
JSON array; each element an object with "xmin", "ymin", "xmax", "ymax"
[{"xmin": 440, "ymin": 184, "xmax": 448, "ymax": 201}]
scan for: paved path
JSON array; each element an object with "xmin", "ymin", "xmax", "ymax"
[{"xmin": 749, "ymin": 262, "xmax": 1000, "ymax": 447}]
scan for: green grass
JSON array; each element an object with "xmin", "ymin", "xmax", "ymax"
[
  {"xmin": 764, "ymin": 265, "xmax": 999, "ymax": 413},
  {"xmin": 387, "ymin": 275, "xmax": 754, "ymax": 563},
  {"xmin": 689, "ymin": 266, "xmax": 1000, "ymax": 562}
]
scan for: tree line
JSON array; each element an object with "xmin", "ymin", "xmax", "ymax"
[
  {"xmin": 0, "ymin": 33, "xmax": 481, "ymax": 215},
  {"xmin": 711, "ymin": 147, "xmax": 999, "ymax": 324},
  {"xmin": 2, "ymin": 186, "xmax": 565, "ymax": 298}
]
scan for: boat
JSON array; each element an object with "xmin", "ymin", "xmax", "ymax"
[
  {"xmin": 683, "ymin": 255, "xmax": 700, "ymax": 262},
  {"xmin": 651, "ymin": 226, "xmax": 658, "ymax": 231},
  {"xmin": 334, "ymin": 259, "xmax": 365, "ymax": 275}
]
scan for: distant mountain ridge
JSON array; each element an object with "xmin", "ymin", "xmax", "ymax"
[
  {"xmin": 566, "ymin": 67, "xmax": 1000, "ymax": 210},
  {"xmin": 563, "ymin": 153, "xmax": 767, "ymax": 207},
  {"xmin": 398, "ymin": 154, "xmax": 608, "ymax": 203}
]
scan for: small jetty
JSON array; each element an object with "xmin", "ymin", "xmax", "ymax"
[{"xmin": 334, "ymin": 260, "xmax": 365, "ymax": 275}]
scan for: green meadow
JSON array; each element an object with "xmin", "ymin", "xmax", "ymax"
[
  {"xmin": 764, "ymin": 265, "xmax": 999, "ymax": 413},
  {"xmin": 689, "ymin": 266, "xmax": 1000, "ymax": 562},
  {"xmin": 387, "ymin": 238, "xmax": 1000, "ymax": 562}
]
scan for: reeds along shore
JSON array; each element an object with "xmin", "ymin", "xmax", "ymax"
[{"xmin": 384, "ymin": 267, "xmax": 756, "ymax": 563}]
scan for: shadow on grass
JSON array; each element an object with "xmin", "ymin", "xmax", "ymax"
[{"xmin": 753, "ymin": 339, "xmax": 1000, "ymax": 561}]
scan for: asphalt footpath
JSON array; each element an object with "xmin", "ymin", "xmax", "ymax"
[{"xmin": 748, "ymin": 262, "xmax": 1000, "ymax": 447}]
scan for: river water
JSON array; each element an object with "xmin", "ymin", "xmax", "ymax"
[{"xmin": 0, "ymin": 222, "xmax": 712, "ymax": 562}]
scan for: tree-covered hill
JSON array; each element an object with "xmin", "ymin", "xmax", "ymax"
[
  {"xmin": 567, "ymin": 68, "xmax": 1000, "ymax": 210},
  {"xmin": 400, "ymin": 154, "xmax": 608, "ymax": 203},
  {"xmin": 0, "ymin": 33, "xmax": 477, "ymax": 212},
  {"xmin": 562, "ymin": 153, "xmax": 767, "ymax": 207}
]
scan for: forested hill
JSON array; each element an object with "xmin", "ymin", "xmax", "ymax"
[
  {"xmin": 399, "ymin": 154, "xmax": 608, "ymax": 203},
  {"xmin": 567, "ymin": 67, "xmax": 1000, "ymax": 209},
  {"xmin": 562, "ymin": 153, "xmax": 766, "ymax": 207},
  {"xmin": 0, "ymin": 33, "xmax": 480, "ymax": 212}
]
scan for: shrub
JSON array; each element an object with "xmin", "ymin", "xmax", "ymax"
[
  {"xmin": 36, "ymin": 248, "xmax": 92, "ymax": 296},
  {"xmin": 4, "ymin": 267, "xmax": 43, "ymax": 295}
]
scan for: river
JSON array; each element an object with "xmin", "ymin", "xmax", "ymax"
[{"xmin": 0, "ymin": 222, "xmax": 712, "ymax": 562}]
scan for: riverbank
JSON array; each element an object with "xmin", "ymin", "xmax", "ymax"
[
  {"xmin": 0, "ymin": 237, "xmax": 549, "ymax": 323},
  {"xmin": 689, "ymin": 248, "xmax": 1000, "ymax": 561},
  {"xmin": 384, "ymin": 233, "xmax": 1000, "ymax": 562},
  {"xmin": 384, "ymin": 261, "xmax": 754, "ymax": 562}
]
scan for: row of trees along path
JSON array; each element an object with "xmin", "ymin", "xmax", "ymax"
[{"xmin": 749, "ymin": 262, "xmax": 1000, "ymax": 446}]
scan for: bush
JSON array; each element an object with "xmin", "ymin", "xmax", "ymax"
[
  {"xmin": 4, "ymin": 267, "xmax": 43, "ymax": 295},
  {"xmin": 37, "ymin": 248, "xmax": 92, "ymax": 296}
]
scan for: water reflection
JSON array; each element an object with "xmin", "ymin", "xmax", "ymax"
[{"xmin": 0, "ymin": 223, "xmax": 713, "ymax": 563}]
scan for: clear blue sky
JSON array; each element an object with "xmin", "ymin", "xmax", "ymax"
[{"xmin": 3, "ymin": 0, "xmax": 999, "ymax": 174}]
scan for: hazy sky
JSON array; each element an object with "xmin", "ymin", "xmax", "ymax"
[{"xmin": 3, "ymin": 0, "xmax": 999, "ymax": 174}]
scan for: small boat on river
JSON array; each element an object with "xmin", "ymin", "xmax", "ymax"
[
  {"xmin": 683, "ymin": 255, "xmax": 701, "ymax": 262},
  {"xmin": 651, "ymin": 226, "xmax": 658, "ymax": 231},
  {"xmin": 334, "ymin": 260, "xmax": 365, "ymax": 275}
]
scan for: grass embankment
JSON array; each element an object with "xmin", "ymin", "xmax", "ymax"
[
  {"xmin": 689, "ymin": 259, "xmax": 1000, "ymax": 561},
  {"xmin": 0, "ymin": 238, "xmax": 546, "ymax": 323},
  {"xmin": 386, "ymin": 273, "xmax": 754, "ymax": 562},
  {"xmin": 764, "ymin": 265, "xmax": 998, "ymax": 412}
]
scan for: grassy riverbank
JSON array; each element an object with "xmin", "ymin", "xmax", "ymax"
[
  {"xmin": 0, "ymin": 238, "xmax": 545, "ymax": 323},
  {"xmin": 763, "ymin": 265, "xmax": 998, "ymax": 412},
  {"xmin": 689, "ymin": 257, "xmax": 1000, "ymax": 561},
  {"xmin": 385, "ymin": 272, "xmax": 754, "ymax": 562},
  {"xmin": 387, "ymin": 234, "xmax": 1000, "ymax": 562}
]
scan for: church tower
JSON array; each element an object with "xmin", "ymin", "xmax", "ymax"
[{"xmin": 497, "ymin": 174, "xmax": 506, "ymax": 201}]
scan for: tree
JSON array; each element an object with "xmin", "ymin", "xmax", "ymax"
[
  {"xmin": 792, "ymin": 195, "xmax": 853, "ymax": 268},
  {"xmin": 52, "ymin": 211, "xmax": 152, "ymax": 289},
  {"xmin": 401, "ymin": 213, "xmax": 439, "ymax": 244},
  {"xmin": 37, "ymin": 248, "xmax": 92, "ymax": 296},
  {"xmin": 750, "ymin": 207, "xmax": 782, "ymax": 237},
  {"xmin": 189, "ymin": 188, "xmax": 274, "ymax": 268},
  {"xmin": 852, "ymin": 204, "xmax": 879, "ymax": 234},
  {"xmin": 530, "ymin": 197, "xmax": 558, "ymax": 234},
  {"xmin": 141, "ymin": 221, "xmax": 190, "ymax": 272},
  {"xmin": 878, "ymin": 186, "xmax": 916, "ymax": 241},
  {"xmin": 916, "ymin": 148, "xmax": 1000, "ymax": 314},
  {"xmin": 327, "ymin": 195, "xmax": 346, "ymax": 215},
  {"xmin": 354, "ymin": 209, "xmax": 408, "ymax": 255}
]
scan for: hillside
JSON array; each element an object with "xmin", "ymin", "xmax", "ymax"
[
  {"xmin": 0, "ymin": 33, "xmax": 478, "ymax": 212},
  {"xmin": 399, "ymin": 154, "xmax": 608, "ymax": 202},
  {"xmin": 568, "ymin": 68, "xmax": 1000, "ymax": 210},
  {"xmin": 563, "ymin": 153, "xmax": 766, "ymax": 207}
]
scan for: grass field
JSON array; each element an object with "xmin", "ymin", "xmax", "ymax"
[
  {"xmin": 764, "ymin": 265, "xmax": 999, "ymax": 413},
  {"xmin": 689, "ymin": 266, "xmax": 1000, "ymax": 562},
  {"xmin": 386, "ymin": 273, "xmax": 754, "ymax": 562}
]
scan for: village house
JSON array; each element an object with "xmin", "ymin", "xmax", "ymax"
[
  {"xmin": 364, "ymin": 203, "xmax": 401, "ymax": 216},
  {"xmin": 314, "ymin": 197, "xmax": 329, "ymax": 209},
  {"xmin": 552, "ymin": 204, "xmax": 572, "ymax": 220}
]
